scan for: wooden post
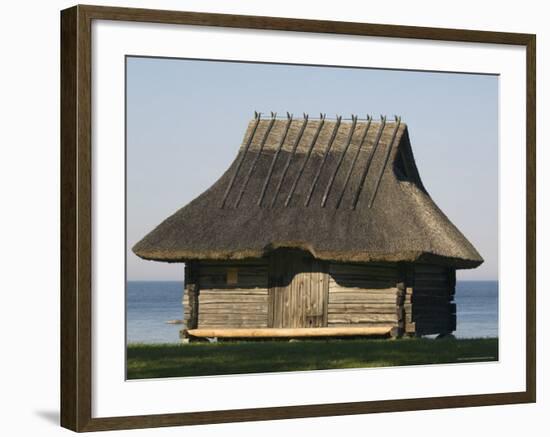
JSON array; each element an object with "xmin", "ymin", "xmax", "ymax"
[
  {"xmin": 185, "ymin": 261, "xmax": 200, "ymax": 330},
  {"xmin": 404, "ymin": 263, "xmax": 416, "ymax": 337},
  {"xmin": 448, "ymin": 267, "xmax": 456, "ymax": 296},
  {"xmin": 183, "ymin": 262, "xmax": 189, "ymax": 327},
  {"xmin": 392, "ymin": 263, "xmax": 407, "ymax": 338},
  {"xmin": 392, "ymin": 285, "xmax": 405, "ymax": 338},
  {"xmin": 321, "ymin": 261, "xmax": 329, "ymax": 328},
  {"xmin": 448, "ymin": 267, "xmax": 457, "ymax": 333}
]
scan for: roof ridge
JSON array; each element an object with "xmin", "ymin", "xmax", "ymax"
[{"xmin": 253, "ymin": 112, "xmax": 401, "ymax": 122}]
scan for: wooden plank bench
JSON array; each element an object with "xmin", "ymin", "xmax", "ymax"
[{"xmin": 183, "ymin": 326, "xmax": 393, "ymax": 341}]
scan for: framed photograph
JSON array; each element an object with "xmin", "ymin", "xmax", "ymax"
[{"xmin": 60, "ymin": 4, "xmax": 536, "ymax": 432}]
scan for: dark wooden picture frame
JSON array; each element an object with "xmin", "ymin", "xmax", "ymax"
[{"xmin": 60, "ymin": 4, "xmax": 536, "ymax": 432}]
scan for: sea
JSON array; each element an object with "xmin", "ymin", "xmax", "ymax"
[{"xmin": 126, "ymin": 280, "xmax": 498, "ymax": 344}]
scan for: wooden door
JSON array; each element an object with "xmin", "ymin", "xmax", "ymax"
[{"xmin": 268, "ymin": 249, "xmax": 328, "ymax": 328}]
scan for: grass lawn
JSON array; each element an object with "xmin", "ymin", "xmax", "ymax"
[{"xmin": 126, "ymin": 337, "xmax": 498, "ymax": 379}]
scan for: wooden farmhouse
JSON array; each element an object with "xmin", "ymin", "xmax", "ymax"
[{"xmin": 133, "ymin": 113, "xmax": 483, "ymax": 341}]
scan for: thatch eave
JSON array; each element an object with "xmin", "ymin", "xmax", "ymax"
[{"xmin": 133, "ymin": 246, "xmax": 483, "ymax": 269}]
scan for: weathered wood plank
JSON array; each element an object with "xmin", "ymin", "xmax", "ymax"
[
  {"xmin": 411, "ymin": 295, "xmax": 453, "ymax": 305},
  {"xmin": 411, "ymin": 304, "xmax": 456, "ymax": 314},
  {"xmin": 200, "ymin": 310, "xmax": 269, "ymax": 317},
  {"xmin": 413, "ymin": 285, "xmax": 451, "ymax": 294},
  {"xmin": 329, "ymin": 263, "xmax": 397, "ymax": 275},
  {"xmin": 328, "ymin": 313, "xmax": 397, "ymax": 324},
  {"xmin": 199, "ymin": 273, "xmax": 268, "ymax": 283},
  {"xmin": 199, "ymin": 280, "xmax": 269, "ymax": 289},
  {"xmin": 201, "ymin": 288, "xmax": 268, "ymax": 297},
  {"xmin": 328, "ymin": 286, "xmax": 397, "ymax": 293},
  {"xmin": 199, "ymin": 314, "xmax": 268, "ymax": 322},
  {"xmin": 187, "ymin": 326, "xmax": 393, "ymax": 338},
  {"xmin": 411, "ymin": 316, "xmax": 453, "ymax": 325},
  {"xmin": 199, "ymin": 272, "xmax": 268, "ymax": 280},
  {"xmin": 328, "ymin": 288, "xmax": 397, "ymax": 295},
  {"xmin": 330, "ymin": 274, "xmax": 397, "ymax": 283},
  {"xmin": 199, "ymin": 299, "xmax": 268, "ymax": 306},
  {"xmin": 199, "ymin": 273, "xmax": 267, "ymax": 279},
  {"xmin": 327, "ymin": 321, "xmax": 397, "ymax": 327},
  {"xmin": 199, "ymin": 319, "xmax": 268, "ymax": 326},
  {"xmin": 199, "ymin": 302, "xmax": 268, "ymax": 311},
  {"xmin": 199, "ymin": 319, "xmax": 268, "ymax": 329},
  {"xmin": 199, "ymin": 289, "xmax": 268, "ymax": 295},
  {"xmin": 412, "ymin": 292, "xmax": 452, "ymax": 301},
  {"xmin": 199, "ymin": 321, "xmax": 267, "ymax": 329},
  {"xmin": 329, "ymin": 277, "xmax": 398, "ymax": 287},
  {"xmin": 328, "ymin": 303, "xmax": 396, "ymax": 313},
  {"xmin": 414, "ymin": 264, "xmax": 448, "ymax": 274},
  {"xmin": 199, "ymin": 293, "xmax": 268, "ymax": 299},
  {"xmin": 409, "ymin": 302, "xmax": 456, "ymax": 312},
  {"xmin": 328, "ymin": 292, "xmax": 397, "ymax": 303},
  {"xmin": 414, "ymin": 277, "xmax": 449, "ymax": 286}
]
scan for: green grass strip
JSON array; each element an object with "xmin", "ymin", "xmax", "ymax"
[{"xmin": 127, "ymin": 337, "xmax": 498, "ymax": 379}]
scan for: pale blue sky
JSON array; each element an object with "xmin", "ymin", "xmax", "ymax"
[{"xmin": 126, "ymin": 57, "xmax": 498, "ymax": 281}]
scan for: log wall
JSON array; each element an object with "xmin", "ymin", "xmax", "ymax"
[
  {"xmin": 405, "ymin": 264, "xmax": 456, "ymax": 336},
  {"xmin": 327, "ymin": 263, "xmax": 399, "ymax": 328},
  {"xmin": 184, "ymin": 260, "xmax": 269, "ymax": 329},
  {"xmin": 181, "ymin": 258, "xmax": 457, "ymax": 337}
]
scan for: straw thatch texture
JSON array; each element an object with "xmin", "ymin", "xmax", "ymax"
[{"xmin": 133, "ymin": 116, "xmax": 483, "ymax": 269}]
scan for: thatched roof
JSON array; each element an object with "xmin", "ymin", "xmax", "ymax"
[{"xmin": 133, "ymin": 114, "xmax": 483, "ymax": 269}]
